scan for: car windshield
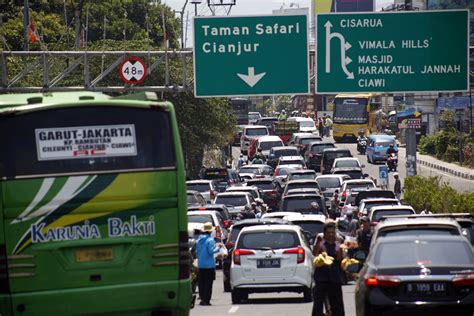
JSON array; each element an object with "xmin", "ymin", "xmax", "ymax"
[
  {"xmin": 335, "ymin": 160, "xmax": 359, "ymax": 168},
  {"xmin": 215, "ymin": 196, "xmax": 248, "ymax": 206},
  {"xmin": 372, "ymin": 210, "xmax": 415, "ymax": 222},
  {"xmin": 317, "ymin": 178, "xmax": 341, "ymax": 189},
  {"xmin": 301, "ymin": 138, "xmax": 321, "ymax": 145},
  {"xmin": 290, "ymin": 174, "xmax": 315, "ymax": 180},
  {"xmin": 273, "ymin": 149, "xmax": 299, "ymax": 157},
  {"xmin": 379, "ymin": 228, "xmax": 460, "ymax": 238},
  {"xmin": 299, "ymin": 121, "xmax": 315, "ymax": 128},
  {"xmin": 284, "ymin": 198, "xmax": 324, "ymax": 212},
  {"xmin": 333, "ymin": 98, "xmax": 368, "ymax": 124},
  {"xmin": 246, "ymin": 128, "xmax": 267, "ymax": 136},
  {"xmin": 187, "ymin": 183, "xmax": 210, "ymax": 192},
  {"xmin": 247, "ymin": 181, "xmax": 274, "ymax": 190},
  {"xmin": 188, "ymin": 214, "xmax": 214, "ymax": 224},
  {"xmin": 237, "ymin": 231, "xmax": 300, "ymax": 249},
  {"xmin": 260, "ymin": 141, "xmax": 283, "ymax": 150},
  {"xmin": 375, "ymin": 240, "xmax": 474, "ymax": 267},
  {"xmin": 292, "ymin": 221, "xmax": 325, "ymax": 236}
]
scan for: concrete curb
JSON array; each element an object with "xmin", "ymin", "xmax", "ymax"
[{"xmin": 416, "ymin": 158, "xmax": 474, "ymax": 181}]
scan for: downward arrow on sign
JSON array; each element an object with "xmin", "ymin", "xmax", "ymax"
[{"xmin": 237, "ymin": 67, "xmax": 266, "ymax": 87}]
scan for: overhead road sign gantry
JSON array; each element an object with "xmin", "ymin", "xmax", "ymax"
[
  {"xmin": 193, "ymin": 14, "xmax": 310, "ymax": 97},
  {"xmin": 316, "ymin": 10, "xmax": 469, "ymax": 94}
]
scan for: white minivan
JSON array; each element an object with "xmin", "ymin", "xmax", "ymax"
[
  {"xmin": 240, "ymin": 125, "xmax": 269, "ymax": 155},
  {"xmin": 287, "ymin": 117, "xmax": 317, "ymax": 134},
  {"xmin": 230, "ymin": 224, "xmax": 314, "ymax": 303}
]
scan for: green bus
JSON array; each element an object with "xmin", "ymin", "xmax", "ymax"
[{"xmin": 0, "ymin": 92, "xmax": 191, "ymax": 315}]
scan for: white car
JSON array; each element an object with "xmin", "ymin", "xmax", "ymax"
[
  {"xmin": 248, "ymin": 111, "xmax": 262, "ymax": 124},
  {"xmin": 230, "ymin": 224, "xmax": 314, "ymax": 303},
  {"xmin": 256, "ymin": 135, "xmax": 284, "ymax": 157},
  {"xmin": 316, "ymin": 174, "xmax": 351, "ymax": 207},
  {"xmin": 226, "ymin": 185, "xmax": 263, "ymax": 201},
  {"xmin": 331, "ymin": 157, "xmax": 364, "ymax": 171},
  {"xmin": 340, "ymin": 179, "xmax": 376, "ymax": 201},
  {"xmin": 287, "ymin": 117, "xmax": 317, "ymax": 134},
  {"xmin": 261, "ymin": 211, "xmax": 299, "ymax": 219},
  {"xmin": 358, "ymin": 198, "xmax": 401, "ymax": 216},
  {"xmin": 186, "ymin": 180, "xmax": 218, "ymax": 202},
  {"xmin": 187, "ymin": 210, "xmax": 228, "ymax": 241},
  {"xmin": 278, "ymin": 156, "xmax": 306, "ymax": 169},
  {"xmin": 240, "ymin": 125, "xmax": 269, "ymax": 155},
  {"xmin": 283, "ymin": 214, "xmax": 327, "ymax": 244},
  {"xmin": 213, "ymin": 192, "xmax": 255, "ymax": 216}
]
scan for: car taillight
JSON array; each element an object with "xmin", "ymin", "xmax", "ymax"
[
  {"xmin": 283, "ymin": 247, "xmax": 305, "ymax": 264},
  {"xmin": 365, "ymin": 275, "xmax": 400, "ymax": 288},
  {"xmin": 266, "ymin": 190, "xmax": 278, "ymax": 197},
  {"xmin": 453, "ymin": 274, "xmax": 474, "ymax": 287},
  {"xmin": 233, "ymin": 249, "xmax": 255, "ymax": 265},
  {"xmin": 274, "ymin": 169, "xmax": 279, "ymax": 177}
]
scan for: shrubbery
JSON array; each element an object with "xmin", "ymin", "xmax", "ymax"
[{"xmin": 403, "ymin": 176, "xmax": 474, "ymax": 214}]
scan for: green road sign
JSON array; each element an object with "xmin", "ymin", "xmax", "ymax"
[
  {"xmin": 316, "ymin": 10, "xmax": 469, "ymax": 93},
  {"xmin": 193, "ymin": 15, "xmax": 310, "ymax": 97}
]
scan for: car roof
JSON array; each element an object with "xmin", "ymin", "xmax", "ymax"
[
  {"xmin": 258, "ymin": 135, "xmax": 283, "ymax": 141},
  {"xmin": 279, "ymin": 156, "xmax": 304, "ymax": 160},
  {"xmin": 240, "ymin": 164, "xmax": 267, "ymax": 169},
  {"xmin": 344, "ymin": 179, "xmax": 375, "ymax": 184},
  {"xmin": 239, "ymin": 224, "xmax": 302, "ymax": 233},
  {"xmin": 271, "ymin": 146, "xmax": 298, "ymax": 151},
  {"xmin": 226, "ymin": 186, "xmax": 257, "ymax": 192},
  {"xmin": 286, "ymin": 179, "xmax": 318, "ymax": 184},
  {"xmin": 246, "ymin": 178, "xmax": 273, "ymax": 183},
  {"xmin": 244, "ymin": 125, "xmax": 266, "ymax": 129},
  {"xmin": 285, "ymin": 214, "xmax": 327, "ymax": 222},
  {"xmin": 283, "ymin": 193, "xmax": 322, "ymax": 199},
  {"xmin": 186, "ymin": 180, "xmax": 214, "ymax": 184},
  {"xmin": 232, "ymin": 218, "xmax": 290, "ymax": 228},
  {"xmin": 262, "ymin": 212, "xmax": 301, "ymax": 218},
  {"xmin": 322, "ymin": 148, "xmax": 351, "ymax": 153},
  {"xmin": 287, "ymin": 188, "xmax": 320, "ymax": 194},
  {"xmin": 332, "ymin": 167, "xmax": 362, "ymax": 171},
  {"xmin": 216, "ymin": 192, "xmax": 252, "ymax": 197},
  {"xmin": 316, "ymin": 174, "xmax": 346, "ymax": 179},
  {"xmin": 374, "ymin": 234, "xmax": 468, "ymax": 244},
  {"xmin": 187, "ymin": 210, "xmax": 219, "ymax": 216},
  {"xmin": 360, "ymin": 198, "xmax": 399, "ymax": 203},
  {"xmin": 369, "ymin": 134, "xmax": 396, "ymax": 140},
  {"xmin": 376, "ymin": 217, "xmax": 462, "ymax": 229},
  {"xmin": 297, "ymin": 135, "xmax": 321, "ymax": 139},
  {"xmin": 371, "ymin": 205, "xmax": 414, "ymax": 211},
  {"xmin": 289, "ymin": 169, "xmax": 316, "ymax": 174},
  {"xmin": 310, "ymin": 141, "xmax": 335, "ymax": 146},
  {"xmin": 188, "ymin": 204, "xmax": 228, "ymax": 211},
  {"xmin": 334, "ymin": 157, "xmax": 359, "ymax": 162},
  {"xmin": 258, "ymin": 117, "xmax": 277, "ymax": 120}
]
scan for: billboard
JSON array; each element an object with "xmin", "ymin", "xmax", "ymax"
[{"xmin": 314, "ymin": 0, "xmax": 374, "ymax": 13}]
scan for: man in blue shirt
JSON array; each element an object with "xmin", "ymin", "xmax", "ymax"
[{"xmin": 196, "ymin": 222, "xmax": 222, "ymax": 306}]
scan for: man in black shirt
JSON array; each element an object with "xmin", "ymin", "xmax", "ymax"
[
  {"xmin": 356, "ymin": 216, "xmax": 373, "ymax": 256},
  {"xmin": 312, "ymin": 221, "xmax": 345, "ymax": 316}
]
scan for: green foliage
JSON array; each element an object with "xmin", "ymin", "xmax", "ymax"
[
  {"xmin": 434, "ymin": 129, "xmax": 457, "ymax": 160},
  {"xmin": 403, "ymin": 176, "xmax": 474, "ymax": 214},
  {"xmin": 444, "ymin": 144, "xmax": 459, "ymax": 163},
  {"xmin": 418, "ymin": 134, "xmax": 436, "ymax": 155},
  {"xmin": 439, "ymin": 110, "xmax": 455, "ymax": 130}
]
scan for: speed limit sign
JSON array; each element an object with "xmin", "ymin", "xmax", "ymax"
[{"xmin": 119, "ymin": 56, "xmax": 147, "ymax": 85}]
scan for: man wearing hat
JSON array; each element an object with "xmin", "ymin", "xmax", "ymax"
[{"xmin": 196, "ymin": 222, "xmax": 223, "ymax": 306}]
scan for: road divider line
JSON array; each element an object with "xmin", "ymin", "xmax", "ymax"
[{"xmin": 228, "ymin": 306, "xmax": 239, "ymax": 313}]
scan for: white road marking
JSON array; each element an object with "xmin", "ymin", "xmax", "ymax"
[{"xmin": 228, "ymin": 306, "xmax": 239, "ymax": 313}]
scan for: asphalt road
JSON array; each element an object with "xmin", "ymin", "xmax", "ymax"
[{"xmin": 190, "ymin": 269, "xmax": 357, "ymax": 316}]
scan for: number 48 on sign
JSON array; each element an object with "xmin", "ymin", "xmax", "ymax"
[{"xmin": 119, "ymin": 56, "xmax": 147, "ymax": 85}]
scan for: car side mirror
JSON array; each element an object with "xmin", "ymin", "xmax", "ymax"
[
  {"xmin": 354, "ymin": 250, "xmax": 366, "ymax": 261},
  {"xmin": 346, "ymin": 263, "xmax": 361, "ymax": 274},
  {"xmin": 361, "ymin": 164, "xmax": 366, "ymax": 168},
  {"xmin": 363, "ymin": 173, "xmax": 369, "ymax": 178}
]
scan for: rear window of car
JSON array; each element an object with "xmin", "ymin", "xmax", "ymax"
[
  {"xmin": 379, "ymin": 228, "xmax": 460, "ymax": 238},
  {"xmin": 374, "ymin": 141, "xmax": 394, "ymax": 147},
  {"xmin": 317, "ymin": 178, "xmax": 341, "ymax": 189},
  {"xmin": 362, "ymin": 201, "xmax": 399, "ymax": 212},
  {"xmin": 230, "ymin": 189, "xmax": 258, "ymax": 199},
  {"xmin": 375, "ymin": 240, "xmax": 473, "ymax": 266},
  {"xmin": 300, "ymin": 138, "xmax": 321, "ymax": 145},
  {"xmin": 247, "ymin": 181, "xmax": 274, "ymax": 190},
  {"xmin": 187, "ymin": 183, "xmax": 210, "ymax": 192},
  {"xmin": 260, "ymin": 140, "xmax": 283, "ymax": 150},
  {"xmin": 292, "ymin": 221, "xmax": 325, "ymax": 236},
  {"xmin": 239, "ymin": 167, "xmax": 261, "ymax": 174},
  {"xmin": 187, "ymin": 194, "xmax": 199, "ymax": 204},
  {"xmin": 188, "ymin": 214, "xmax": 214, "ymax": 224},
  {"xmin": 324, "ymin": 151, "xmax": 351, "ymax": 161},
  {"xmin": 290, "ymin": 174, "xmax": 316, "ymax": 181},
  {"xmin": 311, "ymin": 144, "xmax": 335, "ymax": 154},
  {"xmin": 287, "ymin": 182, "xmax": 319, "ymax": 191},
  {"xmin": 345, "ymin": 182, "xmax": 375, "ymax": 191},
  {"xmin": 273, "ymin": 149, "xmax": 299, "ymax": 157},
  {"xmin": 334, "ymin": 160, "xmax": 359, "ymax": 168},
  {"xmin": 283, "ymin": 197, "xmax": 324, "ymax": 212},
  {"xmin": 230, "ymin": 226, "xmax": 244, "ymax": 243},
  {"xmin": 372, "ymin": 210, "xmax": 415, "ymax": 222},
  {"xmin": 237, "ymin": 231, "xmax": 300, "ymax": 249},
  {"xmin": 246, "ymin": 128, "xmax": 268, "ymax": 136},
  {"xmin": 280, "ymin": 159, "xmax": 304, "ymax": 165},
  {"xmin": 215, "ymin": 195, "xmax": 248, "ymax": 206}
]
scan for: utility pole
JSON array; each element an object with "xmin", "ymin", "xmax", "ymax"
[
  {"xmin": 74, "ymin": 0, "xmax": 86, "ymax": 49},
  {"xmin": 23, "ymin": 0, "xmax": 29, "ymax": 51}
]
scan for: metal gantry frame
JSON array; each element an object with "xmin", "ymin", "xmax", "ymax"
[{"xmin": 0, "ymin": 50, "xmax": 194, "ymax": 93}]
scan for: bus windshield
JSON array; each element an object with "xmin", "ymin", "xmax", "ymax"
[{"xmin": 333, "ymin": 98, "xmax": 369, "ymax": 124}]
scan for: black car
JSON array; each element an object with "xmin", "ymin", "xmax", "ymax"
[
  {"xmin": 244, "ymin": 178, "xmax": 283, "ymax": 211},
  {"xmin": 355, "ymin": 235, "xmax": 474, "ymax": 316},
  {"xmin": 267, "ymin": 146, "xmax": 299, "ymax": 168},
  {"xmin": 294, "ymin": 135, "xmax": 323, "ymax": 156},
  {"xmin": 304, "ymin": 142, "xmax": 336, "ymax": 171},
  {"xmin": 222, "ymin": 218, "xmax": 291, "ymax": 292},
  {"xmin": 320, "ymin": 148, "xmax": 352, "ymax": 174}
]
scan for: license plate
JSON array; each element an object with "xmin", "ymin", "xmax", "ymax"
[
  {"xmin": 257, "ymin": 259, "xmax": 281, "ymax": 268},
  {"xmin": 75, "ymin": 247, "xmax": 114, "ymax": 263},
  {"xmin": 406, "ymin": 282, "xmax": 446, "ymax": 296}
]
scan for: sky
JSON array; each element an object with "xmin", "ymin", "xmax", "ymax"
[{"xmin": 163, "ymin": 0, "xmax": 395, "ymax": 47}]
